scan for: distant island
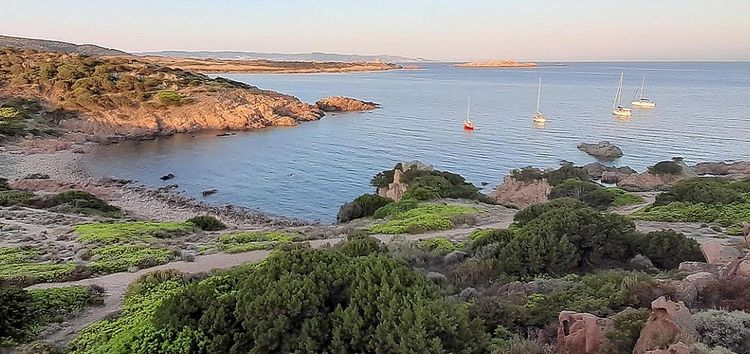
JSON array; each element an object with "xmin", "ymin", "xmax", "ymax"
[
  {"xmin": 454, "ymin": 60, "xmax": 537, "ymax": 68},
  {"xmin": 141, "ymin": 56, "xmax": 404, "ymax": 74},
  {"xmin": 137, "ymin": 50, "xmax": 432, "ymax": 63}
]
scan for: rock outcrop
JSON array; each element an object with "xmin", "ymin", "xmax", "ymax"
[
  {"xmin": 556, "ymin": 311, "xmax": 613, "ymax": 354},
  {"xmin": 634, "ymin": 297, "xmax": 697, "ymax": 354},
  {"xmin": 377, "ymin": 168, "xmax": 408, "ymax": 201},
  {"xmin": 692, "ymin": 161, "xmax": 750, "ymax": 178},
  {"xmin": 617, "ymin": 158, "xmax": 696, "ymax": 192},
  {"xmin": 700, "ymin": 241, "xmax": 744, "ymax": 265},
  {"xmin": 490, "ymin": 175, "xmax": 551, "ymax": 209},
  {"xmin": 577, "ymin": 141, "xmax": 624, "ymax": 160},
  {"xmin": 644, "ymin": 342, "xmax": 691, "ymax": 354},
  {"xmin": 315, "ymin": 96, "xmax": 380, "ymax": 112},
  {"xmin": 582, "ymin": 162, "xmax": 636, "ymax": 183}
]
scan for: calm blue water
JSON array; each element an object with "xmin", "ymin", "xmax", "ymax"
[{"xmin": 85, "ymin": 62, "xmax": 750, "ymax": 222}]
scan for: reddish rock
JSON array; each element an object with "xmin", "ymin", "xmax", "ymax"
[
  {"xmin": 726, "ymin": 254, "xmax": 750, "ymax": 278},
  {"xmin": 556, "ymin": 311, "xmax": 613, "ymax": 354},
  {"xmin": 677, "ymin": 262, "xmax": 718, "ymax": 275},
  {"xmin": 377, "ymin": 168, "xmax": 408, "ymax": 202},
  {"xmin": 315, "ymin": 96, "xmax": 379, "ymax": 112},
  {"xmin": 644, "ymin": 342, "xmax": 691, "ymax": 354},
  {"xmin": 617, "ymin": 159, "xmax": 696, "ymax": 192},
  {"xmin": 490, "ymin": 175, "xmax": 551, "ymax": 209},
  {"xmin": 634, "ymin": 297, "xmax": 697, "ymax": 354},
  {"xmin": 700, "ymin": 241, "xmax": 743, "ymax": 265},
  {"xmin": 745, "ymin": 223, "xmax": 750, "ymax": 247},
  {"xmin": 693, "ymin": 161, "xmax": 750, "ymax": 178}
]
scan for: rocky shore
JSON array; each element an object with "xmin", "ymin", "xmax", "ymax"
[{"xmin": 315, "ymin": 96, "xmax": 380, "ymax": 112}]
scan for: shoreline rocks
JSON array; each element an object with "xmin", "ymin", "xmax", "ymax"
[
  {"xmin": 315, "ymin": 96, "xmax": 380, "ymax": 112},
  {"xmin": 577, "ymin": 141, "xmax": 623, "ymax": 160},
  {"xmin": 692, "ymin": 161, "xmax": 750, "ymax": 178},
  {"xmin": 582, "ymin": 162, "xmax": 636, "ymax": 183},
  {"xmin": 490, "ymin": 174, "xmax": 551, "ymax": 209},
  {"xmin": 617, "ymin": 158, "xmax": 697, "ymax": 192}
]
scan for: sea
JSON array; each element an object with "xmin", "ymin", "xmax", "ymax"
[{"xmin": 83, "ymin": 62, "xmax": 750, "ymax": 222}]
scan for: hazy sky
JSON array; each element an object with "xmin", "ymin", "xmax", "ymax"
[{"xmin": 2, "ymin": 0, "xmax": 749, "ymax": 61}]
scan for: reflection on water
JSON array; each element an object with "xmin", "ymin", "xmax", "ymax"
[{"xmin": 85, "ymin": 62, "xmax": 750, "ymax": 222}]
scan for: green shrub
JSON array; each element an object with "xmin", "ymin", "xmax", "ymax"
[
  {"xmin": 0, "ymin": 247, "xmax": 78, "ymax": 285},
  {"xmin": 0, "ymin": 190, "xmax": 35, "ymax": 206},
  {"xmin": 186, "ymin": 215, "xmax": 226, "ymax": 231},
  {"xmin": 0, "ymin": 107, "xmax": 20, "ymax": 119},
  {"xmin": 693, "ymin": 310, "xmax": 750, "ymax": 354},
  {"xmin": 631, "ymin": 199, "xmax": 750, "ymax": 229},
  {"xmin": 541, "ymin": 164, "xmax": 590, "ymax": 186},
  {"xmin": 336, "ymin": 233, "xmax": 383, "ymax": 257},
  {"xmin": 29, "ymin": 286, "xmax": 100, "ymax": 325},
  {"xmin": 154, "ymin": 90, "xmax": 182, "ymax": 106},
  {"xmin": 369, "ymin": 204, "xmax": 476, "ymax": 234},
  {"xmin": 149, "ymin": 247, "xmax": 489, "ymax": 353},
  {"xmin": 648, "ymin": 161, "xmax": 682, "ymax": 175},
  {"xmin": 217, "ymin": 230, "xmax": 295, "ymax": 253},
  {"xmin": 513, "ymin": 198, "xmax": 585, "ymax": 226},
  {"xmin": 418, "ymin": 237, "xmax": 459, "ymax": 254},
  {"xmin": 74, "ymin": 221, "xmax": 196, "ymax": 244},
  {"xmin": 0, "ymin": 285, "xmax": 34, "ymax": 343},
  {"xmin": 89, "ymin": 245, "xmax": 175, "ymax": 273},
  {"xmin": 607, "ymin": 307, "xmax": 650, "ymax": 354},
  {"xmin": 0, "ymin": 178, "xmax": 9, "ymax": 191},
  {"xmin": 610, "ymin": 188, "xmax": 645, "ymax": 206},
  {"xmin": 373, "ymin": 198, "xmax": 419, "ymax": 219},
  {"xmin": 510, "ymin": 166, "xmax": 543, "ymax": 182},
  {"xmin": 336, "ymin": 194, "xmax": 392, "ymax": 223},
  {"xmin": 48, "ymin": 190, "xmax": 121, "ymax": 216},
  {"xmin": 655, "ymin": 178, "xmax": 744, "ymax": 206},
  {"xmin": 627, "ymin": 230, "xmax": 704, "ymax": 269}
]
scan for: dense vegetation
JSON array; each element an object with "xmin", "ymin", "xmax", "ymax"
[
  {"xmin": 632, "ymin": 178, "xmax": 750, "ymax": 234},
  {"xmin": 0, "ymin": 48, "xmax": 257, "ymax": 117},
  {"xmin": 549, "ymin": 179, "xmax": 643, "ymax": 210}
]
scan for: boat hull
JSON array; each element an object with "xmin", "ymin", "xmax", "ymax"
[
  {"xmin": 632, "ymin": 100, "xmax": 656, "ymax": 108},
  {"xmin": 612, "ymin": 110, "xmax": 631, "ymax": 117}
]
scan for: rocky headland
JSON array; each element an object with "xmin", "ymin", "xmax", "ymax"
[
  {"xmin": 454, "ymin": 60, "xmax": 537, "ymax": 68},
  {"xmin": 141, "ymin": 56, "xmax": 404, "ymax": 74},
  {"xmin": 316, "ymin": 96, "xmax": 380, "ymax": 112}
]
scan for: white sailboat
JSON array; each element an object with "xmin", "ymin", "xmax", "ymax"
[
  {"xmin": 612, "ymin": 72, "xmax": 632, "ymax": 117},
  {"xmin": 631, "ymin": 75, "xmax": 656, "ymax": 108},
  {"xmin": 463, "ymin": 97, "xmax": 475, "ymax": 130},
  {"xmin": 533, "ymin": 77, "xmax": 547, "ymax": 123}
]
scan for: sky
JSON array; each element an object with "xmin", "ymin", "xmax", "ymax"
[{"xmin": 2, "ymin": 0, "xmax": 749, "ymax": 61}]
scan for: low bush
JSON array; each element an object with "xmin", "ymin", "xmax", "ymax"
[
  {"xmin": 549, "ymin": 180, "xmax": 642, "ymax": 210},
  {"xmin": 607, "ymin": 307, "xmax": 650, "ymax": 354},
  {"xmin": 336, "ymin": 194, "xmax": 392, "ymax": 223},
  {"xmin": 693, "ymin": 310, "xmax": 750, "ymax": 354},
  {"xmin": 702, "ymin": 278, "xmax": 750, "ymax": 311},
  {"xmin": 0, "ymin": 247, "xmax": 78, "ymax": 286},
  {"xmin": 541, "ymin": 164, "xmax": 590, "ymax": 186},
  {"xmin": 154, "ymin": 90, "xmax": 182, "ymax": 106},
  {"xmin": 510, "ymin": 166, "xmax": 543, "ymax": 183},
  {"xmin": 655, "ymin": 178, "xmax": 744, "ymax": 206},
  {"xmin": 513, "ymin": 198, "xmax": 584, "ymax": 226},
  {"xmin": 418, "ymin": 237, "xmax": 459, "ymax": 254},
  {"xmin": 648, "ymin": 161, "xmax": 682, "ymax": 175},
  {"xmin": 29, "ymin": 286, "xmax": 100, "ymax": 325},
  {"xmin": 48, "ymin": 190, "xmax": 121, "ymax": 216},
  {"xmin": 626, "ymin": 230, "xmax": 704, "ymax": 269},
  {"xmin": 217, "ymin": 230, "xmax": 296, "ymax": 253},
  {"xmin": 74, "ymin": 221, "xmax": 196, "ymax": 244},
  {"xmin": 0, "ymin": 285, "xmax": 34, "ymax": 343},
  {"xmin": 336, "ymin": 233, "xmax": 383, "ymax": 257},
  {"xmin": 609, "ymin": 188, "xmax": 645, "ymax": 206},
  {"xmin": 631, "ymin": 199, "xmax": 750, "ymax": 229},
  {"xmin": 369, "ymin": 204, "xmax": 476, "ymax": 234},
  {"xmin": 0, "ymin": 190, "xmax": 35, "ymax": 206},
  {"xmin": 0, "ymin": 178, "xmax": 9, "ymax": 191},
  {"xmin": 373, "ymin": 198, "xmax": 419, "ymax": 219},
  {"xmin": 89, "ymin": 245, "xmax": 175, "ymax": 273},
  {"xmin": 186, "ymin": 215, "xmax": 226, "ymax": 231}
]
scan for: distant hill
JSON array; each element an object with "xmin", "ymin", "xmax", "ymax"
[
  {"xmin": 0, "ymin": 35, "xmax": 128, "ymax": 56},
  {"xmin": 138, "ymin": 50, "xmax": 432, "ymax": 63}
]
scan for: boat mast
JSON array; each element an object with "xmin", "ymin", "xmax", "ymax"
[
  {"xmin": 614, "ymin": 72, "xmax": 624, "ymax": 108},
  {"xmin": 536, "ymin": 77, "xmax": 542, "ymax": 113},
  {"xmin": 466, "ymin": 97, "xmax": 471, "ymax": 122},
  {"xmin": 639, "ymin": 75, "xmax": 645, "ymax": 100}
]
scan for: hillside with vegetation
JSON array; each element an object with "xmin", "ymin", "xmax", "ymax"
[
  {"xmin": 0, "ymin": 48, "xmax": 324, "ymax": 140},
  {"xmin": 0, "ymin": 35, "xmax": 127, "ymax": 56}
]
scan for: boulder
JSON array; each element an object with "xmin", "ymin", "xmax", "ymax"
[
  {"xmin": 745, "ymin": 223, "xmax": 750, "ymax": 247},
  {"xmin": 377, "ymin": 168, "xmax": 408, "ymax": 201},
  {"xmin": 459, "ymin": 287, "xmax": 480, "ymax": 301},
  {"xmin": 582, "ymin": 162, "xmax": 637, "ymax": 182},
  {"xmin": 633, "ymin": 297, "xmax": 697, "ymax": 354},
  {"xmin": 726, "ymin": 254, "xmax": 750, "ymax": 278},
  {"xmin": 692, "ymin": 161, "xmax": 750, "ymax": 178},
  {"xmin": 201, "ymin": 189, "xmax": 218, "ymax": 197},
  {"xmin": 556, "ymin": 311, "xmax": 613, "ymax": 354},
  {"xmin": 700, "ymin": 241, "xmax": 743, "ymax": 265},
  {"xmin": 577, "ymin": 141, "xmax": 623, "ymax": 160},
  {"xmin": 315, "ymin": 96, "xmax": 380, "ymax": 112},
  {"xmin": 617, "ymin": 158, "xmax": 696, "ymax": 192},
  {"xmin": 490, "ymin": 175, "xmax": 551, "ymax": 209},
  {"xmin": 425, "ymin": 271, "xmax": 448, "ymax": 284},
  {"xmin": 444, "ymin": 250, "xmax": 468, "ymax": 265},
  {"xmin": 678, "ymin": 262, "xmax": 718, "ymax": 275},
  {"xmin": 23, "ymin": 173, "xmax": 50, "ymax": 180}
]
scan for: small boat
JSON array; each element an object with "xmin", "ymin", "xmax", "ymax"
[
  {"xmin": 533, "ymin": 77, "xmax": 547, "ymax": 123},
  {"xmin": 631, "ymin": 75, "xmax": 656, "ymax": 108},
  {"xmin": 463, "ymin": 97, "xmax": 475, "ymax": 130},
  {"xmin": 612, "ymin": 72, "xmax": 632, "ymax": 118}
]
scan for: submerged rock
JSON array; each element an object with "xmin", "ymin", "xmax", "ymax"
[
  {"xmin": 202, "ymin": 189, "xmax": 218, "ymax": 197},
  {"xmin": 315, "ymin": 96, "xmax": 380, "ymax": 112},
  {"xmin": 160, "ymin": 173, "xmax": 175, "ymax": 181},
  {"xmin": 577, "ymin": 141, "xmax": 623, "ymax": 160}
]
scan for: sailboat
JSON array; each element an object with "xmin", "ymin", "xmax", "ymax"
[
  {"xmin": 463, "ymin": 97, "xmax": 475, "ymax": 130},
  {"xmin": 533, "ymin": 77, "xmax": 547, "ymax": 123},
  {"xmin": 631, "ymin": 75, "xmax": 656, "ymax": 108},
  {"xmin": 612, "ymin": 72, "xmax": 632, "ymax": 118}
]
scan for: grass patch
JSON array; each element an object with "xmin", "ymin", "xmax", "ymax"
[
  {"xmin": 418, "ymin": 237, "xmax": 460, "ymax": 253},
  {"xmin": 369, "ymin": 204, "xmax": 477, "ymax": 234},
  {"xmin": 0, "ymin": 247, "xmax": 78, "ymax": 285},
  {"xmin": 75, "ymin": 221, "xmax": 196, "ymax": 244},
  {"xmin": 608, "ymin": 188, "xmax": 644, "ymax": 206},
  {"xmin": 29, "ymin": 286, "xmax": 100, "ymax": 325},
  {"xmin": 90, "ymin": 245, "xmax": 175, "ymax": 273},
  {"xmin": 217, "ymin": 231, "xmax": 296, "ymax": 254},
  {"xmin": 373, "ymin": 198, "xmax": 419, "ymax": 219},
  {"xmin": 0, "ymin": 190, "xmax": 35, "ymax": 206}
]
